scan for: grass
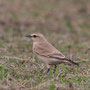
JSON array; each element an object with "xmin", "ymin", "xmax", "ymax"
[{"xmin": 0, "ymin": 0, "xmax": 90, "ymax": 89}]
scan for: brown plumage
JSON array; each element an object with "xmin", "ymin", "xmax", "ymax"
[{"xmin": 26, "ymin": 33, "xmax": 79, "ymax": 72}]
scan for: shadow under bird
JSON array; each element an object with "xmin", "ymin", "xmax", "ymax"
[{"xmin": 26, "ymin": 33, "xmax": 79, "ymax": 73}]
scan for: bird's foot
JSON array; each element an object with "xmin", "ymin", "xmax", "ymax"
[
  {"xmin": 53, "ymin": 65, "xmax": 57, "ymax": 73},
  {"xmin": 43, "ymin": 68, "xmax": 50, "ymax": 74}
]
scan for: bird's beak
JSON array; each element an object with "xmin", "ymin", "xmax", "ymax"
[{"xmin": 25, "ymin": 34, "xmax": 32, "ymax": 38}]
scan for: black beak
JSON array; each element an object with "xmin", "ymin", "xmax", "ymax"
[{"xmin": 25, "ymin": 34, "xmax": 32, "ymax": 38}]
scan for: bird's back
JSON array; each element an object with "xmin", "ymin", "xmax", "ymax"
[{"xmin": 33, "ymin": 39, "xmax": 65, "ymax": 58}]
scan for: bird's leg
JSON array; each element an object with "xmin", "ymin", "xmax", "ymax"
[
  {"xmin": 53, "ymin": 65, "xmax": 57, "ymax": 73},
  {"xmin": 46, "ymin": 64, "xmax": 50, "ymax": 73},
  {"xmin": 47, "ymin": 68, "xmax": 50, "ymax": 73}
]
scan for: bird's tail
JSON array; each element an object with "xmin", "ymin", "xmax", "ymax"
[
  {"xmin": 49, "ymin": 55, "xmax": 79, "ymax": 66},
  {"xmin": 62, "ymin": 58, "xmax": 79, "ymax": 66}
]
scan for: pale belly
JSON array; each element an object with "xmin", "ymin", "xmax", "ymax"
[{"xmin": 36, "ymin": 55, "xmax": 64, "ymax": 65}]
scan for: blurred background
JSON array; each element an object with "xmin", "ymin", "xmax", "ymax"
[{"xmin": 0, "ymin": 0, "xmax": 90, "ymax": 90}]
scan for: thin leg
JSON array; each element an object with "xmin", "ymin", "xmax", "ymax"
[
  {"xmin": 53, "ymin": 65, "xmax": 57, "ymax": 73},
  {"xmin": 47, "ymin": 68, "xmax": 50, "ymax": 73},
  {"xmin": 46, "ymin": 64, "xmax": 50, "ymax": 73}
]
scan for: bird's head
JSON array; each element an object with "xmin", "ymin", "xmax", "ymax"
[{"xmin": 26, "ymin": 33, "xmax": 46, "ymax": 42}]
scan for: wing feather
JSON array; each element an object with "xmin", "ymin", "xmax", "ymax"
[{"xmin": 34, "ymin": 43, "xmax": 65, "ymax": 58}]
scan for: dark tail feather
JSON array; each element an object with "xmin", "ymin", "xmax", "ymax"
[
  {"xmin": 62, "ymin": 58, "xmax": 79, "ymax": 66},
  {"xmin": 49, "ymin": 56, "xmax": 79, "ymax": 66}
]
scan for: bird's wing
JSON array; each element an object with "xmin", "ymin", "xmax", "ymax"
[
  {"xmin": 34, "ymin": 43, "xmax": 65, "ymax": 58},
  {"xmin": 34, "ymin": 43, "xmax": 79, "ymax": 66},
  {"xmin": 48, "ymin": 53, "xmax": 65, "ymax": 59}
]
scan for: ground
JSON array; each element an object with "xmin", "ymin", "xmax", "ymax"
[{"xmin": 0, "ymin": 0, "xmax": 90, "ymax": 90}]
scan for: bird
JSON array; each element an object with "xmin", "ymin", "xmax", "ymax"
[{"xmin": 26, "ymin": 33, "xmax": 79, "ymax": 73}]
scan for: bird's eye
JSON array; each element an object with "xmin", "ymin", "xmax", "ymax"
[{"xmin": 33, "ymin": 35, "xmax": 37, "ymax": 38}]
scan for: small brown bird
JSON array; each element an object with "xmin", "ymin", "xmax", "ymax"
[{"xmin": 26, "ymin": 33, "xmax": 79, "ymax": 72}]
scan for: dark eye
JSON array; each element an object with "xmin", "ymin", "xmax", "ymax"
[{"xmin": 33, "ymin": 35, "xmax": 37, "ymax": 38}]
